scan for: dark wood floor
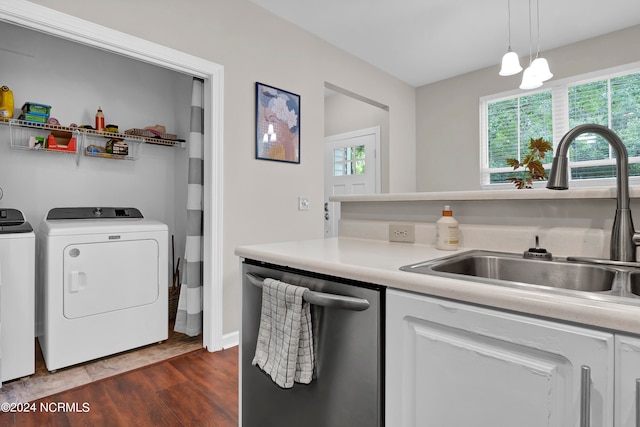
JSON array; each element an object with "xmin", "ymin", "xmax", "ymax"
[{"xmin": 0, "ymin": 346, "xmax": 238, "ymax": 427}]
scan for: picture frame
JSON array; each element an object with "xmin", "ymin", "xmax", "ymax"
[{"xmin": 255, "ymin": 82, "xmax": 300, "ymax": 164}]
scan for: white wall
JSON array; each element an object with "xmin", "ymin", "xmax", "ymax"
[
  {"xmin": 0, "ymin": 22, "xmax": 191, "ymax": 265},
  {"xmin": 21, "ymin": 0, "xmax": 417, "ymax": 334},
  {"xmin": 416, "ymin": 25, "xmax": 640, "ymax": 192}
]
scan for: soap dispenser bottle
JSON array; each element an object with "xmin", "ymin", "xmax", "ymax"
[{"xmin": 436, "ymin": 205, "xmax": 459, "ymax": 250}]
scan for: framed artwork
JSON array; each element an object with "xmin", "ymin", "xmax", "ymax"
[{"xmin": 255, "ymin": 82, "xmax": 300, "ymax": 163}]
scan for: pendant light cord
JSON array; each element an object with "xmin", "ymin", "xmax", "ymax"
[
  {"xmin": 535, "ymin": 0, "xmax": 541, "ymax": 59},
  {"xmin": 527, "ymin": 0, "xmax": 533, "ymax": 64},
  {"xmin": 507, "ymin": 0, "xmax": 512, "ymax": 50}
]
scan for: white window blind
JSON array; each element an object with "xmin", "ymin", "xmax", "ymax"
[
  {"xmin": 485, "ymin": 91, "xmax": 552, "ymax": 184},
  {"xmin": 481, "ymin": 65, "xmax": 640, "ymax": 187}
]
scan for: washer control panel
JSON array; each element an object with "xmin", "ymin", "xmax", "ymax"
[
  {"xmin": 0, "ymin": 208, "xmax": 32, "ymax": 234},
  {"xmin": 46, "ymin": 207, "xmax": 144, "ymax": 220}
]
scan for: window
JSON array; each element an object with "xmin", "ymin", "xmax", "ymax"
[
  {"xmin": 486, "ymin": 91, "xmax": 553, "ymax": 184},
  {"xmin": 333, "ymin": 145, "xmax": 366, "ymax": 176},
  {"xmin": 481, "ymin": 65, "xmax": 640, "ymax": 187}
]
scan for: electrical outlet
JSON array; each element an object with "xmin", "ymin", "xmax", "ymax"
[{"xmin": 389, "ymin": 224, "xmax": 415, "ymax": 243}]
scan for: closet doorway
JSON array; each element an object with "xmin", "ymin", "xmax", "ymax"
[{"xmin": 0, "ymin": 0, "xmax": 225, "ymax": 351}]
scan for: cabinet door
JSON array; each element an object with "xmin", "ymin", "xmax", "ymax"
[
  {"xmin": 616, "ymin": 335, "xmax": 640, "ymax": 427},
  {"xmin": 386, "ymin": 289, "xmax": 614, "ymax": 427}
]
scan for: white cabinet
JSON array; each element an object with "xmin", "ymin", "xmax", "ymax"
[
  {"xmin": 386, "ymin": 289, "xmax": 614, "ymax": 427},
  {"xmin": 616, "ymin": 335, "xmax": 640, "ymax": 427}
]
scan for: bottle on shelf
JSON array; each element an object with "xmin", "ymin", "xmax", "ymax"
[
  {"xmin": 95, "ymin": 106, "xmax": 104, "ymax": 132},
  {"xmin": 436, "ymin": 205, "xmax": 459, "ymax": 251},
  {"xmin": 0, "ymin": 85, "xmax": 14, "ymax": 119}
]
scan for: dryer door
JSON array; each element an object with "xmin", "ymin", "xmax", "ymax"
[{"xmin": 63, "ymin": 239, "xmax": 159, "ymax": 319}]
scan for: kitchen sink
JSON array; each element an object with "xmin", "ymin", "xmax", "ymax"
[
  {"xmin": 628, "ymin": 272, "xmax": 640, "ymax": 297},
  {"xmin": 400, "ymin": 250, "xmax": 640, "ymax": 304}
]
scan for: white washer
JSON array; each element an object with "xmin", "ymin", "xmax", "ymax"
[
  {"xmin": 37, "ymin": 207, "xmax": 168, "ymax": 371},
  {"xmin": 0, "ymin": 208, "xmax": 35, "ymax": 383}
]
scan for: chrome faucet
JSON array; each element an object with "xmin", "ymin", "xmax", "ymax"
[{"xmin": 547, "ymin": 124, "xmax": 640, "ymax": 262}]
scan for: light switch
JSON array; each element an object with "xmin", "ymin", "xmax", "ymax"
[{"xmin": 298, "ymin": 197, "xmax": 310, "ymax": 211}]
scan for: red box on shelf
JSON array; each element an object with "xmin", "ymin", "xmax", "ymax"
[{"xmin": 47, "ymin": 131, "xmax": 76, "ymax": 152}]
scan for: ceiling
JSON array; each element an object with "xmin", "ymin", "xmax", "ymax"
[{"xmin": 249, "ymin": 0, "xmax": 640, "ymax": 87}]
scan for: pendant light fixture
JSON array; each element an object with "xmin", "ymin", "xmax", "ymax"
[
  {"xmin": 519, "ymin": 0, "xmax": 543, "ymax": 90},
  {"xmin": 530, "ymin": 0, "xmax": 553, "ymax": 82},
  {"xmin": 498, "ymin": 0, "xmax": 522, "ymax": 76},
  {"xmin": 519, "ymin": 65, "xmax": 543, "ymax": 90},
  {"xmin": 499, "ymin": 0, "xmax": 553, "ymax": 89}
]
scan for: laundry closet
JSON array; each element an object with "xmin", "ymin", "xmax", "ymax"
[{"xmin": 0, "ymin": 20, "xmax": 195, "ymax": 381}]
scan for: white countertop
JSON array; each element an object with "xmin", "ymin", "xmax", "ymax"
[{"xmin": 236, "ymin": 237, "xmax": 640, "ymax": 336}]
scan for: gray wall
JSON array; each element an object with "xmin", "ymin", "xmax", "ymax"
[{"xmin": 415, "ymin": 25, "xmax": 640, "ymax": 192}]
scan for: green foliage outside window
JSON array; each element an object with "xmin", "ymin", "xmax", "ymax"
[
  {"xmin": 485, "ymin": 70, "xmax": 640, "ymax": 185},
  {"xmin": 488, "ymin": 92, "xmax": 552, "ymax": 171}
]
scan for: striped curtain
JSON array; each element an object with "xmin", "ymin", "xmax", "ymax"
[
  {"xmin": 174, "ymin": 78, "xmax": 204, "ymax": 336},
  {"xmin": 0, "ymin": 262, "xmax": 3, "ymax": 389}
]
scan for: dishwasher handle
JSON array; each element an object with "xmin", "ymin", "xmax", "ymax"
[{"xmin": 245, "ymin": 273, "xmax": 370, "ymax": 311}]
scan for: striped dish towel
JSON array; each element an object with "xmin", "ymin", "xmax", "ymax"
[{"xmin": 252, "ymin": 278, "xmax": 315, "ymax": 388}]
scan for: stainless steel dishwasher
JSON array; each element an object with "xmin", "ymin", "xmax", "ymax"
[{"xmin": 241, "ymin": 259, "xmax": 385, "ymax": 427}]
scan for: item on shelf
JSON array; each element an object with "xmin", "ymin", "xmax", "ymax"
[
  {"xmin": 22, "ymin": 102, "xmax": 51, "ymax": 116},
  {"xmin": 46, "ymin": 130, "xmax": 76, "ymax": 152},
  {"xmin": 0, "ymin": 85, "xmax": 14, "ymax": 118},
  {"xmin": 19, "ymin": 102, "xmax": 51, "ymax": 124},
  {"xmin": 47, "ymin": 117, "xmax": 60, "ymax": 126},
  {"xmin": 112, "ymin": 139, "xmax": 128, "ymax": 156},
  {"xmin": 95, "ymin": 106, "xmax": 104, "ymax": 132},
  {"xmin": 19, "ymin": 113, "xmax": 48, "ymax": 123},
  {"xmin": 104, "ymin": 124, "xmax": 118, "ymax": 133},
  {"xmin": 125, "ymin": 126, "xmax": 177, "ymax": 140},
  {"xmin": 79, "ymin": 125, "xmax": 95, "ymax": 130},
  {"xmin": 28, "ymin": 136, "xmax": 46, "ymax": 149},
  {"xmin": 85, "ymin": 144, "xmax": 106, "ymax": 155},
  {"xmin": 105, "ymin": 138, "xmax": 128, "ymax": 156},
  {"xmin": 145, "ymin": 124, "xmax": 166, "ymax": 133}
]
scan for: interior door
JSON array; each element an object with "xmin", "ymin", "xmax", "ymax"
[{"xmin": 324, "ymin": 127, "xmax": 379, "ymax": 238}]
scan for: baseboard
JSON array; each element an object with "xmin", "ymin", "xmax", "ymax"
[{"xmin": 222, "ymin": 331, "xmax": 239, "ymax": 349}]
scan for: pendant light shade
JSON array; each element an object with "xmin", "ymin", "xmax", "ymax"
[
  {"xmin": 499, "ymin": 0, "xmax": 522, "ymax": 77},
  {"xmin": 499, "ymin": 51, "xmax": 523, "ymax": 76},
  {"xmin": 499, "ymin": 0, "xmax": 553, "ymax": 89},
  {"xmin": 519, "ymin": 65, "xmax": 543, "ymax": 90},
  {"xmin": 531, "ymin": 57, "xmax": 553, "ymax": 82}
]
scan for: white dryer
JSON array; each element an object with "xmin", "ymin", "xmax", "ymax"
[
  {"xmin": 0, "ymin": 208, "xmax": 35, "ymax": 383},
  {"xmin": 37, "ymin": 207, "xmax": 168, "ymax": 371}
]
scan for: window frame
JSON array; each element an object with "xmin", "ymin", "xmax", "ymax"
[{"xmin": 480, "ymin": 61, "xmax": 640, "ymax": 189}]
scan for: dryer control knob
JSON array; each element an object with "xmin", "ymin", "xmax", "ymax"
[{"xmin": 93, "ymin": 207, "xmax": 103, "ymax": 216}]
